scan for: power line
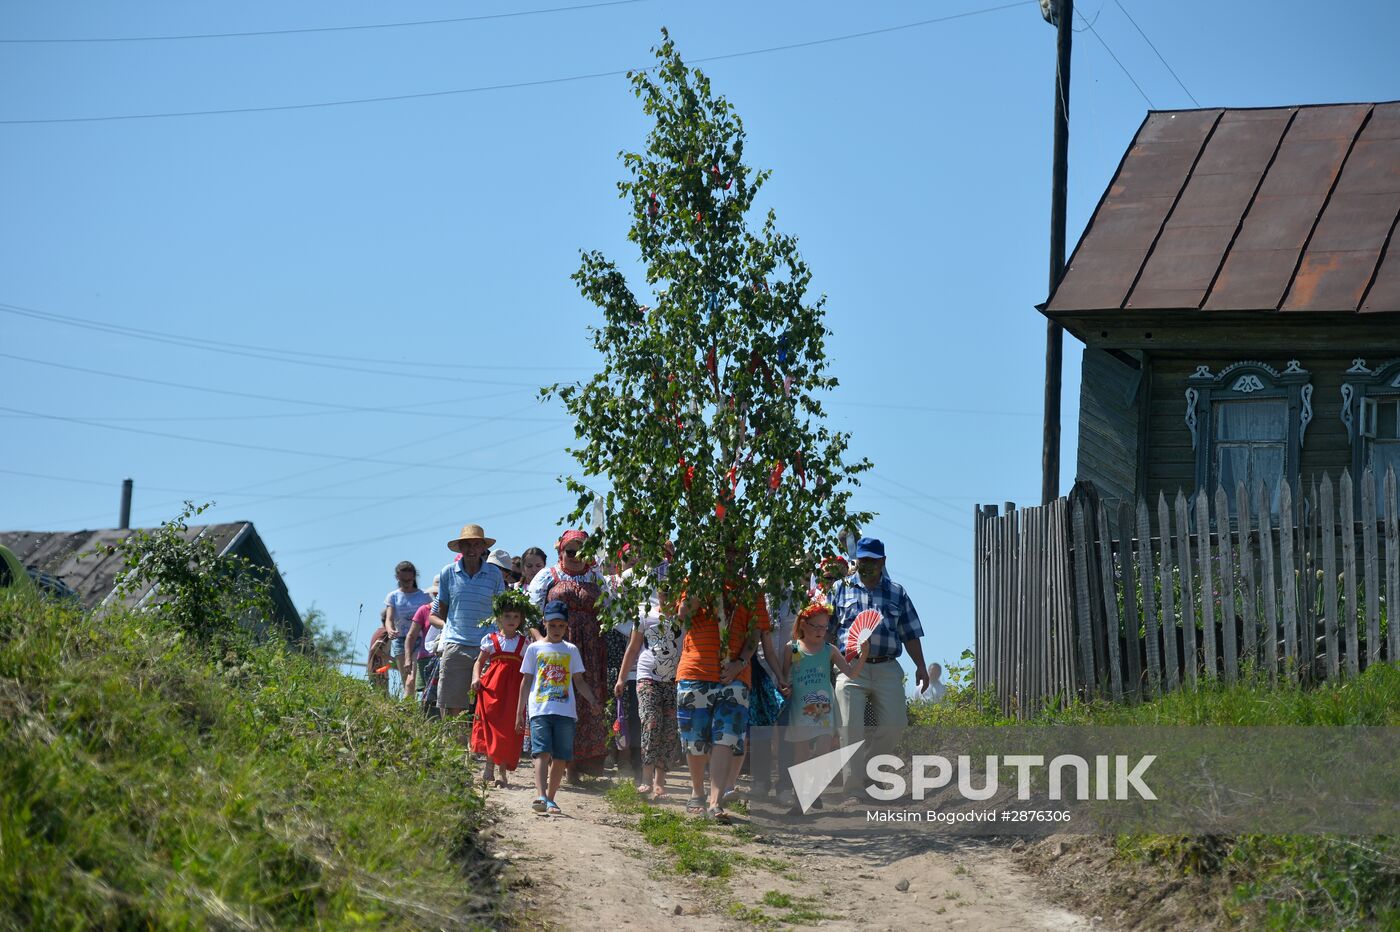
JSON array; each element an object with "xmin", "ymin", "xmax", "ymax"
[
  {"xmin": 0, "ymin": 0, "xmax": 644, "ymax": 44},
  {"xmin": 1077, "ymin": 13, "xmax": 1154, "ymax": 108},
  {"xmin": 0, "ymin": 402, "xmax": 563, "ymax": 475},
  {"xmin": 0, "ymin": 2, "xmax": 1036, "ymax": 125},
  {"xmin": 0, "ymin": 303, "xmax": 548, "ymax": 386},
  {"xmin": 0, "ymin": 301, "xmax": 581, "ymax": 372},
  {"xmin": 830, "ymin": 399, "xmax": 1038, "ymax": 418},
  {"xmin": 1113, "ymin": 0, "xmax": 1199, "ymax": 107},
  {"xmin": 0, "ymin": 351, "xmax": 549, "ymax": 420}
]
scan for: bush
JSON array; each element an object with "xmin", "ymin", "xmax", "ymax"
[{"xmin": 0, "ymin": 587, "xmax": 498, "ymax": 929}]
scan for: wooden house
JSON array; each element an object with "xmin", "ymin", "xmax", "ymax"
[
  {"xmin": 1043, "ymin": 102, "xmax": 1400, "ymax": 512},
  {"xmin": 0, "ymin": 521, "xmax": 302, "ymax": 640}
]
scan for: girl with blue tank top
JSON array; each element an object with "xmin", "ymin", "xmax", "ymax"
[{"xmin": 779, "ymin": 596, "xmax": 869, "ymax": 748}]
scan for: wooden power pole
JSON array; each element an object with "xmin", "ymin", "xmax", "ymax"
[{"xmin": 1041, "ymin": 0, "xmax": 1073, "ymax": 505}]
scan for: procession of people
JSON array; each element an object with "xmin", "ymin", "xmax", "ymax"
[{"xmin": 368, "ymin": 520, "xmax": 930, "ymax": 819}]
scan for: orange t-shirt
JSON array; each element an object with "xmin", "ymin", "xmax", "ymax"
[{"xmin": 676, "ymin": 592, "xmax": 771, "ymax": 687}]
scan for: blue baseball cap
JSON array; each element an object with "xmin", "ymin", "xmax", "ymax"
[
  {"xmin": 854, "ymin": 537, "xmax": 886, "ymax": 560},
  {"xmin": 543, "ymin": 599, "xmax": 569, "ymax": 622}
]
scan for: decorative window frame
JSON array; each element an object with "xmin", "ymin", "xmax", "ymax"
[
  {"xmin": 1185, "ymin": 360, "xmax": 1311, "ymax": 500},
  {"xmin": 1340, "ymin": 357, "xmax": 1400, "ymax": 485}
]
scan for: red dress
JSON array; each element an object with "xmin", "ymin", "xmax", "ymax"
[{"xmin": 471, "ymin": 632, "xmax": 526, "ymax": 771}]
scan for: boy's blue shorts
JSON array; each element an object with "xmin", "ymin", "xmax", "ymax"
[
  {"xmin": 389, "ymin": 636, "xmax": 408, "ymax": 659},
  {"xmin": 530, "ymin": 713, "xmax": 576, "ymax": 761}
]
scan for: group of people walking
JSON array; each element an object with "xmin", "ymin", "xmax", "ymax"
[{"xmin": 366, "ymin": 521, "xmax": 934, "ymax": 821}]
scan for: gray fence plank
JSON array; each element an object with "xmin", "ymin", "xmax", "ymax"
[
  {"xmin": 1118, "ymin": 500, "xmax": 1143, "ymax": 699},
  {"xmin": 1255, "ymin": 478, "xmax": 1280, "ymax": 682},
  {"xmin": 1304, "ymin": 482, "xmax": 1320, "ymax": 678},
  {"xmin": 1196, "ymin": 488, "xmax": 1218, "ymax": 682},
  {"xmin": 1321, "ymin": 475, "xmax": 1340, "ymax": 681},
  {"xmin": 1094, "ymin": 502, "xmax": 1124, "ymax": 701},
  {"xmin": 1157, "ymin": 493, "xmax": 1180, "ymax": 692},
  {"xmin": 1340, "ymin": 471, "xmax": 1359, "ymax": 678},
  {"xmin": 1278, "ymin": 479, "xmax": 1300, "ymax": 681},
  {"xmin": 974, "ymin": 505, "xmax": 984, "ymax": 693},
  {"xmin": 1214, "ymin": 485, "xmax": 1240, "ymax": 685},
  {"xmin": 1071, "ymin": 497, "xmax": 1097, "ymax": 699},
  {"xmin": 1361, "ymin": 466, "xmax": 1381, "ymax": 670},
  {"xmin": 1237, "ymin": 480, "xmax": 1259, "ymax": 669},
  {"xmin": 1175, "ymin": 491, "xmax": 1198, "ymax": 689},
  {"xmin": 1388, "ymin": 467, "xmax": 1400, "ymax": 664},
  {"xmin": 1136, "ymin": 498, "xmax": 1162, "ymax": 698}
]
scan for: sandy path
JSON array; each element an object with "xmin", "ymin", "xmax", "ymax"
[{"xmin": 490, "ymin": 777, "xmax": 1101, "ymax": 930}]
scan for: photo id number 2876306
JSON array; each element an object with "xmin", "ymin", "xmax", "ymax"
[{"xmin": 999, "ymin": 810, "xmax": 1071, "ymax": 822}]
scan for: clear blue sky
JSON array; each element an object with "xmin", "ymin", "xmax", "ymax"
[{"xmin": 3, "ymin": 1, "xmax": 1396, "ymax": 680}]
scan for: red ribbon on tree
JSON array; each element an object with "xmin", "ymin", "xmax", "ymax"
[
  {"xmin": 680, "ymin": 456, "xmax": 693, "ymax": 490},
  {"xmin": 714, "ymin": 502, "xmax": 726, "ymax": 520},
  {"xmin": 706, "ymin": 347, "xmax": 717, "ymax": 376},
  {"xmin": 769, "ymin": 460, "xmax": 785, "ymax": 490}
]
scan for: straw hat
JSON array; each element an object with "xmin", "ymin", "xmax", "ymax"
[{"xmin": 446, "ymin": 523, "xmax": 496, "ymax": 552}]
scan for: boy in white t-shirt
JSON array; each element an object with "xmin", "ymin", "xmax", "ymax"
[{"xmin": 517, "ymin": 599, "xmax": 600, "ymax": 815}]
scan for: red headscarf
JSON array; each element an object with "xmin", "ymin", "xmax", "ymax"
[{"xmin": 557, "ymin": 529, "xmax": 593, "ymax": 567}]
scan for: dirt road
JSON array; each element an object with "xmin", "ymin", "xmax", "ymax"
[{"xmin": 489, "ymin": 777, "xmax": 1098, "ymax": 931}]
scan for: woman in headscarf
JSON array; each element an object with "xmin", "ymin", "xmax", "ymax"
[{"xmin": 527, "ymin": 529, "xmax": 610, "ymax": 780}]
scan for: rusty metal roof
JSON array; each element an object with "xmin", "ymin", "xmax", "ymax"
[{"xmin": 1045, "ymin": 102, "xmax": 1400, "ymax": 315}]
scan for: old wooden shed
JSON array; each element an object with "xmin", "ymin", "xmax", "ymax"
[
  {"xmin": 1044, "ymin": 101, "xmax": 1400, "ymax": 512},
  {"xmin": 0, "ymin": 521, "xmax": 302, "ymax": 640}
]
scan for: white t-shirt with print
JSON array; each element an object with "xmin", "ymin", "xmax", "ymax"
[
  {"xmin": 636, "ymin": 611, "xmax": 681, "ymax": 682},
  {"xmin": 521, "ymin": 639, "xmax": 586, "ymax": 719}
]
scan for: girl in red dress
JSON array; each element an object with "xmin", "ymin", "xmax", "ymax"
[{"xmin": 471, "ymin": 590, "xmax": 539, "ymax": 787}]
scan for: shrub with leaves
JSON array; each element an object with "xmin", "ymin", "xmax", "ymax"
[
  {"xmin": 107, "ymin": 501, "xmax": 273, "ymax": 646},
  {"xmin": 545, "ymin": 32, "xmax": 873, "ymax": 635}
]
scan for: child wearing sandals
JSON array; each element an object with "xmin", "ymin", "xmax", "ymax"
[
  {"xmin": 777, "ymin": 594, "xmax": 869, "ymax": 814},
  {"xmin": 470, "ymin": 590, "xmax": 538, "ymax": 788},
  {"xmin": 517, "ymin": 599, "xmax": 600, "ymax": 815}
]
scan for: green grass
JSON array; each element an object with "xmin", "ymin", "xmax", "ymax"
[
  {"xmin": 636, "ymin": 809, "xmax": 731, "ymax": 878},
  {"xmin": 0, "ymin": 591, "xmax": 497, "ymax": 930},
  {"xmin": 911, "ymin": 661, "xmax": 1400, "ymax": 928}
]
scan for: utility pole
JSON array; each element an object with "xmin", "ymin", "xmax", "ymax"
[{"xmin": 1041, "ymin": 0, "xmax": 1073, "ymax": 505}]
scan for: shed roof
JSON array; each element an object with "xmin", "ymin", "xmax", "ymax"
[
  {"xmin": 1044, "ymin": 102, "xmax": 1400, "ymax": 316},
  {"xmin": 0, "ymin": 522, "xmax": 301, "ymax": 638}
]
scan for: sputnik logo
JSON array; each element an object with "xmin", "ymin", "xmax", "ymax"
[{"xmin": 787, "ymin": 740, "xmax": 865, "ymax": 813}]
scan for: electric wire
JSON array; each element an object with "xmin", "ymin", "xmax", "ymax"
[
  {"xmin": 1112, "ymin": 0, "xmax": 1199, "ymax": 107},
  {"xmin": 0, "ymin": 0, "xmax": 645, "ymax": 44},
  {"xmin": 0, "ymin": 301, "xmax": 583, "ymax": 372},
  {"xmin": 0, "ymin": 1, "xmax": 1037, "ymax": 125}
]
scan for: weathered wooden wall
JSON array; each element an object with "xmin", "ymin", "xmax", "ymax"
[
  {"xmin": 1145, "ymin": 354, "xmax": 1360, "ymax": 502},
  {"xmin": 1076, "ymin": 348, "xmax": 1144, "ymax": 506}
]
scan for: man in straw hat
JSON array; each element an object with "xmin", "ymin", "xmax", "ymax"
[{"xmin": 431, "ymin": 523, "xmax": 506, "ymax": 723}]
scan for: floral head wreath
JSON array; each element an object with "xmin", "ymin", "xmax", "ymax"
[
  {"xmin": 492, "ymin": 588, "xmax": 542, "ymax": 626},
  {"xmin": 796, "ymin": 588, "xmax": 832, "ymax": 623}
]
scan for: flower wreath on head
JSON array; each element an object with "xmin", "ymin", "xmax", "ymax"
[
  {"xmin": 796, "ymin": 587, "xmax": 832, "ymax": 623},
  {"xmin": 489, "ymin": 588, "xmax": 542, "ymax": 628}
]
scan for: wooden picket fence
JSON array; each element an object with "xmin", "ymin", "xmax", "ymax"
[{"xmin": 974, "ymin": 466, "xmax": 1399, "ymax": 718}]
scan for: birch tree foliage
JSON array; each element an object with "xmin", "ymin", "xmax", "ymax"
[{"xmin": 543, "ymin": 32, "xmax": 873, "ymax": 633}]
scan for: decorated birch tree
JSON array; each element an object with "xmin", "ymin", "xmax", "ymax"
[{"xmin": 544, "ymin": 32, "xmax": 873, "ymax": 635}]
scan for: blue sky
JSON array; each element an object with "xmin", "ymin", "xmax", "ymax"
[{"xmin": 2, "ymin": 0, "xmax": 1396, "ymax": 680}]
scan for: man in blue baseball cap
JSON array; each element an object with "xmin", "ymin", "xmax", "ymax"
[{"xmin": 827, "ymin": 537, "xmax": 928, "ymax": 801}]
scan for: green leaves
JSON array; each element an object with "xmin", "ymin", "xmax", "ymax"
[{"xmin": 546, "ymin": 34, "xmax": 874, "ymax": 626}]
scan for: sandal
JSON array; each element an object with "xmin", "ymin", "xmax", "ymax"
[
  {"xmin": 531, "ymin": 796, "xmax": 548, "ymax": 813},
  {"xmin": 493, "ymin": 779, "xmax": 508, "ymax": 789},
  {"xmin": 545, "ymin": 799, "xmax": 562, "ymax": 815},
  {"xmin": 708, "ymin": 806, "xmax": 732, "ymax": 825},
  {"xmin": 685, "ymin": 796, "xmax": 707, "ymax": 815},
  {"xmin": 635, "ymin": 784, "xmax": 652, "ymax": 795}
]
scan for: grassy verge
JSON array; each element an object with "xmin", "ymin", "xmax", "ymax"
[
  {"xmin": 0, "ymin": 591, "xmax": 498, "ymax": 930},
  {"xmin": 910, "ymin": 662, "xmax": 1400, "ymax": 928}
]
